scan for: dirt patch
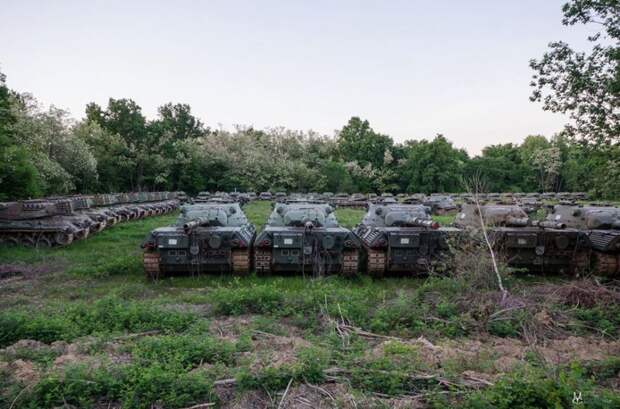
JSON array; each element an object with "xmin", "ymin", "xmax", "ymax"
[
  {"xmin": 10, "ymin": 359, "xmax": 38, "ymax": 384},
  {"xmin": 367, "ymin": 334, "xmax": 620, "ymax": 376},
  {"xmin": 279, "ymin": 383, "xmax": 357, "ymax": 409},
  {"xmin": 249, "ymin": 332, "xmax": 312, "ymax": 372},
  {"xmin": 219, "ymin": 389, "xmax": 272, "ymax": 409},
  {"xmin": 210, "ymin": 315, "xmax": 256, "ymax": 341},
  {"xmin": 0, "ymin": 261, "xmax": 65, "ymax": 280}
]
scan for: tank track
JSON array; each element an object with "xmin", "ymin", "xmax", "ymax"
[
  {"xmin": 255, "ymin": 249, "xmax": 272, "ymax": 274},
  {"xmin": 570, "ymin": 251, "xmax": 591, "ymax": 275},
  {"xmin": 0, "ymin": 231, "xmax": 74, "ymax": 247},
  {"xmin": 231, "ymin": 249, "xmax": 251, "ymax": 274},
  {"xmin": 143, "ymin": 252, "xmax": 161, "ymax": 280},
  {"xmin": 593, "ymin": 253, "xmax": 619, "ymax": 276},
  {"xmin": 367, "ymin": 249, "xmax": 386, "ymax": 277},
  {"xmin": 342, "ymin": 250, "xmax": 359, "ymax": 276}
]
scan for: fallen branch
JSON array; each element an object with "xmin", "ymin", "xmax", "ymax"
[
  {"xmin": 181, "ymin": 403, "xmax": 215, "ymax": 409},
  {"xmin": 277, "ymin": 378, "xmax": 293, "ymax": 409}
]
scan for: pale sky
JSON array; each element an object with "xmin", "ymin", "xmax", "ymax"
[{"xmin": 1, "ymin": 0, "xmax": 596, "ymax": 154}]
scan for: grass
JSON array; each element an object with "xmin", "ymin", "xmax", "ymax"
[{"xmin": 0, "ymin": 201, "xmax": 618, "ymax": 407}]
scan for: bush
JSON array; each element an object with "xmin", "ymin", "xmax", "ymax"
[
  {"xmin": 21, "ymin": 363, "xmax": 215, "ymax": 409},
  {"xmin": 450, "ymin": 365, "xmax": 620, "ymax": 409},
  {"xmin": 0, "ymin": 296, "xmax": 197, "ymax": 347},
  {"xmin": 132, "ymin": 335, "xmax": 236, "ymax": 368},
  {"xmin": 211, "ymin": 283, "xmax": 285, "ymax": 315}
]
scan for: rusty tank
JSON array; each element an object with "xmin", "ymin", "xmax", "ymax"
[
  {"xmin": 0, "ymin": 200, "xmax": 91, "ymax": 247},
  {"xmin": 546, "ymin": 204, "xmax": 620, "ymax": 275},
  {"xmin": 454, "ymin": 203, "xmax": 590, "ymax": 274}
]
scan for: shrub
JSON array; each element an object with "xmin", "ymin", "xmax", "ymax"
[
  {"xmin": 132, "ymin": 335, "xmax": 236, "ymax": 368},
  {"xmin": 0, "ymin": 296, "xmax": 197, "ymax": 347}
]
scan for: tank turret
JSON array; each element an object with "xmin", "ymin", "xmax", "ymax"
[{"xmin": 422, "ymin": 195, "xmax": 457, "ymax": 215}]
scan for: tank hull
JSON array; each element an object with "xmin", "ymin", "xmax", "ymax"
[
  {"xmin": 143, "ymin": 225, "xmax": 255, "ymax": 278},
  {"xmin": 254, "ymin": 226, "xmax": 361, "ymax": 275}
]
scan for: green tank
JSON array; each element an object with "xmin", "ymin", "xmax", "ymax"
[
  {"xmin": 353, "ymin": 204, "xmax": 452, "ymax": 276},
  {"xmin": 142, "ymin": 202, "xmax": 256, "ymax": 278},
  {"xmin": 455, "ymin": 203, "xmax": 590, "ymax": 274},
  {"xmin": 0, "ymin": 200, "xmax": 91, "ymax": 246},
  {"xmin": 546, "ymin": 204, "xmax": 620, "ymax": 275},
  {"xmin": 254, "ymin": 202, "xmax": 361, "ymax": 275}
]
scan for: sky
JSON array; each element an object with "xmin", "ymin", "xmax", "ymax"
[{"xmin": 0, "ymin": 0, "xmax": 597, "ymax": 155}]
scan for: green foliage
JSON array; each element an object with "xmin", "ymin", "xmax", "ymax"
[
  {"xmin": 0, "ymin": 295, "xmax": 197, "ymax": 347},
  {"xmin": 572, "ymin": 305, "xmax": 620, "ymax": 337},
  {"xmin": 530, "ymin": 0, "xmax": 619, "ymax": 146},
  {"xmin": 237, "ymin": 347, "xmax": 329, "ymax": 393},
  {"xmin": 20, "ymin": 363, "xmax": 215, "ymax": 409},
  {"xmin": 132, "ymin": 334, "xmax": 237, "ymax": 368},
  {"xmin": 401, "ymin": 135, "xmax": 469, "ymax": 194},
  {"xmin": 451, "ymin": 364, "xmax": 620, "ymax": 409},
  {"xmin": 211, "ymin": 282, "xmax": 286, "ymax": 315}
]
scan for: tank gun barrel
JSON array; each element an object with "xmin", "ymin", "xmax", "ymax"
[
  {"xmin": 532, "ymin": 220, "xmax": 566, "ymax": 229},
  {"xmin": 183, "ymin": 217, "xmax": 211, "ymax": 233},
  {"xmin": 505, "ymin": 216, "xmax": 530, "ymax": 227},
  {"xmin": 407, "ymin": 217, "xmax": 439, "ymax": 229}
]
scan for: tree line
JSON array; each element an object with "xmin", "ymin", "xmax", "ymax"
[
  {"xmin": 0, "ymin": 0, "xmax": 617, "ymax": 200},
  {"xmin": 0, "ymin": 75, "xmax": 618, "ymax": 200}
]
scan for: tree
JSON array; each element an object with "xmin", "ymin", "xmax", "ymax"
[
  {"xmin": 152, "ymin": 103, "xmax": 208, "ymax": 141},
  {"xmin": 466, "ymin": 144, "xmax": 530, "ymax": 192},
  {"xmin": 11, "ymin": 98, "xmax": 98, "ymax": 195},
  {"xmin": 530, "ymin": 0, "xmax": 619, "ymax": 145},
  {"xmin": 400, "ymin": 135, "xmax": 469, "ymax": 193},
  {"xmin": 86, "ymin": 99, "xmax": 152, "ymax": 190},
  {"xmin": 337, "ymin": 117, "xmax": 394, "ymax": 168}
]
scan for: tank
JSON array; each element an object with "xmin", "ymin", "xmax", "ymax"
[
  {"xmin": 423, "ymin": 195, "xmax": 457, "ymax": 214},
  {"xmin": 402, "ymin": 194, "xmax": 426, "ymax": 205},
  {"xmin": 0, "ymin": 200, "xmax": 91, "ymax": 247},
  {"xmin": 454, "ymin": 204, "xmax": 590, "ymax": 274},
  {"xmin": 546, "ymin": 205, "xmax": 620, "ymax": 275},
  {"xmin": 353, "ymin": 204, "xmax": 452, "ymax": 276},
  {"xmin": 254, "ymin": 202, "xmax": 361, "ymax": 275},
  {"xmin": 194, "ymin": 192, "xmax": 211, "ymax": 203},
  {"xmin": 142, "ymin": 202, "xmax": 256, "ymax": 278},
  {"xmin": 258, "ymin": 192, "xmax": 273, "ymax": 201}
]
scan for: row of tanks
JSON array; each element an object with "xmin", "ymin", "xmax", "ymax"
[
  {"xmin": 0, "ymin": 192, "xmax": 180, "ymax": 247},
  {"xmin": 142, "ymin": 200, "xmax": 361, "ymax": 278},
  {"xmin": 142, "ymin": 197, "xmax": 620, "ymax": 278}
]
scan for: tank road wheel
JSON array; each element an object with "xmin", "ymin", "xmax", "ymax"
[
  {"xmin": 342, "ymin": 250, "xmax": 359, "ymax": 276},
  {"xmin": 593, "ymin": 253, "xmax": 619, "ymax": 276},
  {"xmin": 20, "ymin": 235, "xmax": 36, "ymax": 247},
  {"xmin": 54, "ymin": 232, "xmax": 74, "ymax": 246},
  {"xmin": 231, "ymin": 249, "xmax": 251, "ymax": 275},
  {"xmin": 255, "ymin": 249, "xmax": 272, "ymax": 274},
  {"xmin": 367, "ymin": 249, "xmax": 386, "ymax": 277},
  {"xmin": 143, "ymin": 252, "xmax": 161, "ymax": 280},
  {"xmin": 570, "ymin": 252, "xmax": 591, "ymax": 276},
  {"xmin": 35, "ymin": 235, "xmax": 54, "ymax": 248}
]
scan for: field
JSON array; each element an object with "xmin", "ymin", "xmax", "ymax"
[{"xmin": 0, "ymin": 201, "xmax": 619, "ymax": 408}]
